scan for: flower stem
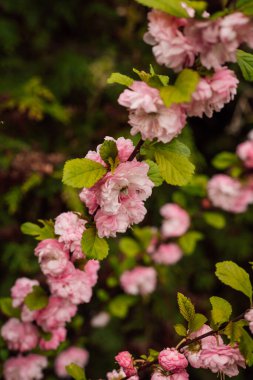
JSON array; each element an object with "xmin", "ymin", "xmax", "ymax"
[{"xmin": 128, "ymin": 139, "xmax": 145, "ymax": 161}]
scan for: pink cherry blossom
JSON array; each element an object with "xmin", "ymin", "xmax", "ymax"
[
  {"xmin": 160, "ymin": 203, "xmax": 190, "ymax": 238},
  {"xmin": 245, "ymin": 308, "xmax": 253, "ymax": 334},
  {"xmin": 115, "ymin": 351, "xmax": 137, "ymax": 377},
  {"xmin": 39, "ymin": 327, "xmax": 66, "ymax": 350},
  {"xmin": 158, "ymin": 348, "xmax": 188, "ymax": 372},
  {"xmin": 207, "ymin": 174, "xmax": 252, "ymax": 213},
  {"xmin": 11, "ymin": 277, "xmax": 39, "ymax": 308},
  {"xmin": 152, "ymin": 243, "xmax": 183, "ymax": 265},
  {"xmin": 151, "ymin": 370, "xmax": 189, "ymax": 380},
  {"xmin": 34, "ymin": 239, "xmax": 69, "ymax": 277},
  {"xmin": 4, "ymin": 354, "xmax": 48, "ymax": 380},
  {"xmin": 1, "ymin": 318, "xmax": 39, "ymax": 352},
  {"xmin": 84, "ymin": 259, "xmax": 100, "ymax": 287},
  {"xmin": 55, "ymin": 346, "xmax": 89, "ymax": 377},
  {"xmin": 236, "ymin": 140, "xmax": 253, "ymax": 168},
  {"xmin": 120, "ymin": 266, "xmax": 157, "ymax": 296}
]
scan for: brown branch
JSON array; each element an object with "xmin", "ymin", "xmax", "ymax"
[{"xmin": 128, "ymin": 139, "xmax": 144, "ymax": 161}]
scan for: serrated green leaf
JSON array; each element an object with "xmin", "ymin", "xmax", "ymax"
[
  {"xmin": 210, "ymin": 296, "xmax": 232, "ymax": 326},
  {"xmin": 174, "ymin": 323, "xmax": 187, "ymax": 337},
  {"xmin": 66, "ymin": 363, "xmax": 86, "ymax": 380},
  {"xmin": 155, "ymin": 140, "xmax": 191, "ymax": 157},
  {"xmin": 189, "ymin": 313, "xmax": 207, "ymax": 332},
  {"xmin": 237, "ymin": 50, "xmax": 253, "ymax": 82},
  {"xmin": 146, "ymin": 160, "xmax": 164, "ymax": 186},
  {"xmin": 63, "ymin": 158, "xmax": 107, "ymax": 189},
  {"xmin": 134, "ymin": 0, "xmax": 206, "ymax": 17},
  {"xmin": 239, "ymin": 329, "xmax": 253, "ymax": 366},
  {"xmin": 177, "ymin": 292, "xmax": 195, "ymax": 322},
  {"xmin": 212, "ymin": 152, "xmax": 239, "ymax": 169},
  {"xmin": 24, "ymin": 286, "xmax": 48, "ymax": 311},
  {"xmin": 236, "ymin": 0, "xmax": 253, "ymax": 16},
  {"xmin": 215, "ymin": 261, "xmax": 252, "ymax": 302},
  {"xmin": 178, "ymin": 231, "xmax": 203, "ymax": 255},
  {"xmin": 223, "ymin": 320, "xmax": 247, "ymax": 343},
  {"xmin": 154, "ymin": 150, "xmax": 195, "ymax": 186},
  {"xmin": 0, "ymin": 298, "xmax": 20, "ymax": 318},
  {"xmin": 119, "ymin": 237, "xmax": 141, "ymax": 257},
  {"xmin": 81, "ymin": 228, "xmax": 109, "ymax": 260},
  {"xmin": 203, "ymin": 212, "xmax": 226, "ymax": 229},
  {"xmin": 99, "ymin": 140, "xmax": 118, "ymax": 165},
  {"xmin": 108, "ymin": 295, "xmax": 136, "ymax": 318},
  {"xmin": 21, "ymin": 220, "xmax": 55, "ymax": 241},
  {"xmin": 107, "ymin": 72, "xmax": 134, "ymax": 87}
]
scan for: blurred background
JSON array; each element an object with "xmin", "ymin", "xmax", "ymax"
[{"xmin": 0, "ymin": 0, "xmax": 253, "ymax": 379}]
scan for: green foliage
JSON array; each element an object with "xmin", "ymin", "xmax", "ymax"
[
  {"xmin": 203, "ymin": 212, "xmax": 226, "ymax": 229},
  {"xmin": 99, "ymin": 140, "xmax": 118, "ymax": 166},
  {"xmin": 107, "ymin": 73, "xmax": 134, "ymax": 87},
  {"xmin": 119, "ymin": 237, "xmax": 141, "ymax": 257},
  {"xmin": 133, "ymin": 66, "xmax": 169, "ymax": 88},
  {"xmin": 146, "ymin": 160, "xmax": 164, "ymax": 186},
  {"xmin": 223, "ymin": 320, "xmax": 246, "ymax": 343},
  {"xmin": 210, "ymin": 296, "xmax": 232, "ymax": 326},
  {"xmin": 81, "ymin": 228, "xmax": 109, "ymax": 260},
  {"xmin": 66, "ymin": 363, "xmax": 86, "ymax": 380},
  {"xmin": 174, "ymin": 323, "xmax": 187, "ymax": 337},
  {"xmin": 133, "ymin": 226, "xmax": 153, "ymax": 249},
  {"xmin": 0, "ymin": 297, "xmax": 20, "ymax": 318},
  {"xmin": 134, "ymin": 0, "xmax": 206, "ymax": 18},
  {"xmin": 212, "ymin": 152, "xmax": 239, "ymax": 169},
  {"xmin": 240, "ymin": 329, "xmax": 253, "ymax": 366},
  {"xmin": 160, "ymin": 69, "xmax": 200, "ymax": 108},
  {"xmin": 237, "ymin": 50, "xmax": 253, "ymax": 82},
  {"xmin": 21, "ymin": 219, "xmax": 55, "ymax": 241},
  {"xmin": 24, "ymin": 285, "xmax": 48, "ymax": 311},
  {"xmin": 189, "ymin": 313, "xmax": 207, "ymax": 332},
  {"xmin": 236, "ymin": 0, "xmax": 253, "ymax": 15},
  {"xmin": 215, "ymin": 261, "xmax": 252, "ymax": 302},
  {"xmin": 178, "ymin": 231, "xmax": 203, "ymax": 255},
  {"xmin": 63, "ymin": 158, "xmax": 107, "ymax": 189},
  {"xmin": 177, "ymin": 292, "xmax": 195, "ymax": 322},
  {"xmin": 108, "ymin": 294, "xmax": 136, "ymax": 318}
]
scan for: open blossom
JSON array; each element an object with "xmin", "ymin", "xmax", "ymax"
[
  {"xmin": 245, "ymin": 308, "xmax": 253, "ymax": 334},
  {"xmin": 160, "ymin": 203, "xmax": 190, "ymax": 238},
  {"xmin": 118, "ymin": 81, "xmax": 186, "ymax": 143},
  {"xmin": 236, "ymin": 140, "xmax": 253, "ymax": 168},
  {"xmin": 39, "ymin": 327, "xmax": 66, "ymax": 350},
  {"xmin": 34, "ymin": 239, "xmax": 69, "ymax": 277},
  {"xmin": 55, "ymin": 347, "xmax": 89, "ymax": 378},
  {"xmin": 11, "ymin": 277, "xmax": 39, "ymax": 308},
  {"xmin": 159, "ymin": 348, "xmax": 188, "ymax": 372},
  {"xmin": 120, "ymin": 266, "xmax": 157, "ymax": 296},
  {"xmin": 151, "ymin": 370, "xmax": 189, "ymax": 380},
  {"xmin": 84, "ymin": 259, "xmax": 100, "ymax": 287},
  {"xmin": 207, "ymin": 174, "xmax": 252, "ymax": 213},
  {"xmin": 115, "ymin": 351, "xmax": 137, "ymax": 377},
  {"xmin": 4, "ymin": 354, "xmax": 48, "ymax": 380},
  {"xmin": 1, "ymin": 318, "xmax": 39, "ymax": 352},
  {"xmin": 152, "ymin": 243, "xmax": 183, "ymax": 265}
]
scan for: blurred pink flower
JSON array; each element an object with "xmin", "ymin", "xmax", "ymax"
[
  {"xmin": 1, "ymin": 318, "xmax": 39, "ymax": 352},
  {"xmin": 4, "ymin": 354, "xmax": 47, "ymax": 380},
  {"xmin": 55, "ymin": 347, "xmax": 89, "ymax": 378},
  {"xmin": 236, "ymin": 140, "xmax": 253, "ymax": 168},
  {"xmin": 120, "ymin": 266, "xmax": 157, "ymax": 296},
  {"xmin": 160, "ymin": 203, "xmax": 190, "ymax": 238},
  {"xmin": 11, "ymin": 277, "xmax": 39, "ymax": 308},
  {"xmin": 152, "ymin": 243, "xmax": 183, "ymax": 265},
  {"xmin": 39, "ymin": 327, "xmax": 66, "ymax": 350}
]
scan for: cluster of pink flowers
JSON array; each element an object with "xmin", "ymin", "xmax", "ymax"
[
  {"xmin": 55, "ymin": 346, "xmax": 89, "ymax": 378},
  {"xmin": 120, "ymin": 266, "xmax": 157, "ymax": 296},
  {"xmin": 79, "ymin": 137, "xmax": 154, "ymax": 237},
  {"xmin": 144, "ymin": 10, "xmax": 253, "ymax": 72},
  {"xmin": 3, "ymin": 354, "xmax": 48, "ymax": 380},
  {"xmin": 184, "ymin": 324, "xmax": 245, "ymax": 377}
]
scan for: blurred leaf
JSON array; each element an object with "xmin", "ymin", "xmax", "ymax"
[
  {"xmin": 212, "ymin": 152, "xmax": 239, "ymax": 169},
  {"xmin": 210, "ymin": 296, "xmax": 232, "ymax": 326},
  {"xmin": 24, "ymin": 285, "xmax": 48, "ymax": 311},
  {"xmin": 203, "ymin": 212, "xmax": 226, "ymax": 229},
  {"xmin": 119, "ymin": 237, "xmax": 141, "ymax": 257},
  {"xmin": 81, "ymin": 228, "xmax": 109, "ymax": 260},
  {"xmin": 134, "ymin": 0, "xmax": 206, "ymax": 17},
  {"xmin": 66, "ymin": 363, "xmax": 86, "ymax": 380},
  {"xmin": 239, "ymin": 329, "xmax": 253, "ymax": 366},
  {"xmin": 63, "ymin": 158, "xmax": 107, "ymax": 188},
  {"xmin": 108, "ymin": 295, "xmax": 136, "ymax": 318},
  {"xmin": 178, "ymin": 231, "xmax": 203, "ymax": 255},
  {"xmin": 133, "ymin": 226, "xmax": 153, "ymax": 249},
  {"xmin": 177, "ymin": 292, "xmax": 195, "ymax": 322},
  {"xmin": 0, "ymin": 298, "xmax": 20, "ymax": 318},
  {"xmin": 236, "ymin": 0, "xmax": 253, "ymax": 15}
]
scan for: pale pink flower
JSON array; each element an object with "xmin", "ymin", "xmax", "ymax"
[
  {"xmin": 118, "ymin": 81, "xmax": 186, "ymax": 143},
  {"xmin": 207, "ymin": 174, "xmax": 252, "ymax": 213},
  {"xmin": 152, "ymin": 243, "xmax": 183, "ymax": 265},
  {"xmin": 21, "ymin": 305, "xmax": 38, "ymax": 323},
  {"xmin": 94, "ymin": 210, "xmax": 130, "ymax": 238},
  {"xmin": 84, "ymin": 259, "xmax": 100, "ymax": 287},
  {"xmin": 4, "ymin": 354, "xmax": 48, "ymax": 380},
  {"xmin": 107, "ymin": 368, "xmax": 126, "ymax": 380},
  {"xmin": 34, "ymin": 239, "xmax": 69, "ymax": 277},
  {"xmin": 47, "ymin": 262, "xmax": 93, "ymax": 304},
  {"xmin": 236, "ymin": 140, "xmax": 253, "ymax": 168},
  {"xmin": 11, "ymin": 277, "xmax": 39, "ymax": 308},
  {"xmin": 1, "ymin": 318, "xmax": 39, "ymax": 352},
  {"xmin": 91, "ymin": 311, "xmax": 110, "ymax": 327},
  {"xmin": 151, "ymin": 370, "xmax": 189, "ymax": 380},
  {"xmin": 245, "ymin": 308, "xmax": 253, "ymax": 334},
  {"xmin": 160, "ymin": 203, "xmax": 190, "ymax": 238},
  {"xmin": 158, "ymin": 348, "xmax": 188, "ymax": 372},
  {"xmin": 55, "ymin": 347, "xmax": 89, "ymax": 378},
  {"xmin": 120, "ymin": 266, "xmax": 157, "ymax": 296},
  {"xmin": 39, "ymin": 327, "xmax": 66, "ymax": 350},
  {"xmin": 36, "ymin": 296, "xmax": 77, "ymax": 332},
  {"xmin": 115, "ymin": 351, "xmax": 137, "ymax": 377}
]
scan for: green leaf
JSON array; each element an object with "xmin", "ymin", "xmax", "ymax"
[
  {"xmin": 212, "ymin": 152, "xmax": 239, "ymax": 169},
  {"xmin": 174, "ymin": 323, "xmax": 187, "ymax": 337},
  {"xmin": 0, "ymin": 298, "xmax": 20, "ymax": 318},
  {"xmin": 119, "ymin": 237, "xmax": 141, "ymax": 257},
  {"xmin": 99, "ymin": 140, "xmax": 118, "ymax": 165},
  {"xmin": 236, "ymin": 0, "xmax": 253, "ymax": 16},
  {"xmin": 63, "ymin": 158, "xmax": 107, "ymax": 189},
  {"xmin": 107, "ymin": 72, "xmax": 134, "ymax": 87},
  {"xmin": 239, "ymin": 329, "xmax": 253, "ymax": 366},
  {"xmin": 148, "ymin": 348, "xmax": 159, "ymax": 361},
  {"xmin": 108, "ymin": 295, "xmax": 136, "ymax": 318},
  {"xmin": 24, "ymin": 286, "xmax": 48, "ymax": 311},
  {"xmin": 178, "ymin": 231, "xmax": 203, "ymax": 255},
  {"xmin": 177, "ymin": 292, "xmax": 195, "ymax": 322},
  {"xmin": 155, "ymin": 140, "xmax": 191, "ymax": 157},
  {"xmin": 154, "ymin": 150, "xmax": 195, "ymax": 186},
  {"xmin": 134, "ymin": 0, "xmax": 206, "ymax": 17},
  {"xmin": 237, "ymin": 50, "xmax": 253, "ymax": 82},
  {"xmin": 189, "ymin": 313, "xmax": 207, "ymax": 332},
  {"xmin": 203, "ymin": 212, "xmax": 226, "ymax": 229},
  {"xmin": 215, "ymin": 261, "xmax": 253, "ymax": 302},
  {"xmin": 133, "ymin": 226, "xmax": 153, "ymax": 249},
  {"xmin": 210, "ymin": 296, "xmax": 232, "ymax": 326},
  {"xmin": 223, "ymin": 320, "xmax": 247, "ymax": 343},
  {"xmin": 21, "ymin": 219, "xmax": 55, "ymax": 241},
  {"xmin": 81, "ymin": 228, "xmax": 109, "ymax": 260},
  {"xmin": 66, "ymin": 363, "xmax": 86, "ymax": 380},
  {"xmin": 146, "ymin": 160, "xmax": 164, "ymax": 186},
  {"xmin": 160, "ymin": 69, "xmax": 200, "ymax": 108}
]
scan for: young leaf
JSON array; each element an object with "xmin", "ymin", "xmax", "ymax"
[
  {"xmin": 81, "ymin": 228, "xmax": 109, "ymax": 260},
  {"xmin": 210, "ymin": 296, "xmax": 232, "ymax": 326},
  {"xmin": 119, "ymin": 237, "xmax": 141, "ymax": 257},
  {"xmin": 154, "ymin": 150, "xmax": 195, "ymax": 186},
  {"xmin": 24, "ymin": 286, "xmax": 48, "ymax": 311},
  {"xmin": 189, "ymin": 313, "xmax": 207, "ymax": 332},
  {"xmin": 203, "ymin": 212, "xmax": 226, "ymax": 229},
  {"xmin": 215, "ymin": 261, "xmax": 252, "ymax": 302},
  {"xmin": 145, "ymin": 160, "xmax": 164, "ymax": 186},
  {"xmin": 63, "ymin": 158, "xmax": 107, "ymax": 189},
  {"xmin": 66, "ymin": 363, "xmax": 86, "ymax": 380},
  {"xmin": 107, "ymin": 73, "xmax": 134, "ymax": 87},
  {"xmin": 134, "ymin": 0, "xmax": 206, "ymax": 18},
  {"xmin": 0, "ymin": 298, "xmax": 20, "ymax": 318},
  {"xmin": 174, "ymin": 323, "xmax": 187, "ymax": 337},
  {"xmin": 99, "ymin": 140, "xmax": 118, "ymax": 165},
  {"xmin": 177, "ymin": 292, "xmax": 195, "ymax": 322},
  {"xmin": 178, "ymin": 231, "xmax": 203, "ymax": 255},
  {"xmin": 236, "ymin": 0, "xmax": 253, "ymax": 16},
  {"xmin": 21, "ymin": 219, "xmax": 55, "ymax": 241},
  {"xmin": 237, "ymin": 50, "xmax": 253, "ymax": 82},
  {"xmin": 212, "ymin": 152, "xmax": 239, "ymax": 169}
]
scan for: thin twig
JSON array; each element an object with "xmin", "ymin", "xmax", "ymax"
[{"xmin": 128, "ymin": 139, "xmax": 145, "ymax": 161}]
